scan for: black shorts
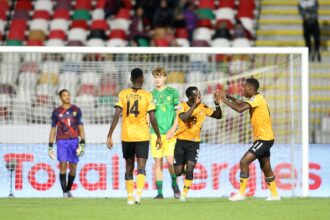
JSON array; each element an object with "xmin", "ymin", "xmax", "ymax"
[
  {"xmin": 174, "ymin": 139, "xmax": 200, "ymax": 166},
  {"xmin": 122, "ymin": 141, "xmax": 149, "ymax": 159},
  {"xmin": 248, "ymin": 140, "xmax": 274, "ymax": 158}
]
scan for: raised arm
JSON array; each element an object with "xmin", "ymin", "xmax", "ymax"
[
  {"xmin": 106, "ymin": 107, "xmax": 122, "ymax": 149},
  {"xmin": 221, "ymin": 97, "xmax": 250, "ymax": 113}
]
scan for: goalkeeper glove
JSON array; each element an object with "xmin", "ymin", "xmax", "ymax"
[
  {"xmin": 77, "ymin": 139, "xmax": 85, "ymax": 157},
  {"xmin": 48, "ymin": 143, "xmax": 55, "ymax": 160}
]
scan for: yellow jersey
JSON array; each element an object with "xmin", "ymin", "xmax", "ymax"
[
  {"xmin": 245, "ymin": 93, "xmax": 274, "ymax": 141},
  {"xmin": 175, "ymin": 102, "xmax": 214, "ymax": 142},
  {"xmin": 115, "ymin": 88, "xmax": 156, "ymax": 142}
]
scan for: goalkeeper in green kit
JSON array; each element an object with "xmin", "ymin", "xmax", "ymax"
[{"xmin": 150, "ymin": 67, "xmax": 181, "ymax": 199}]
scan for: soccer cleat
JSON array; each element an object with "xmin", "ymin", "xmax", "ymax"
[
  {"xmin": 154, "ymin": 194, "xmax": 164, "ymax": 199},
  {"xmin": 229, "ymin": 193, "xmax": 245, "ymax": 201},
  {"xmin": 135, "ymin": 195, "xmax": 141, "ymax": 205},
  {"xmin": 266, "ymin": 196, "xmax": 281, "ymax": 201},
  {"xmin": 127, "ymin": 198, "xmax": 135, "ymax": 205},
  {"xmin": 180, "ymin": 194, "xmax": 186, "ymax": 202},
  {"xmin": 172, "ymin": 185, "xmax": 181, "ymax": 199},
  {"xmin": 67, "ymin": 191, "xmax": 73, "ymax": 198},
  {"xmin": 63, "ymin": 192, "xmax": 68, "ymax": 198}
]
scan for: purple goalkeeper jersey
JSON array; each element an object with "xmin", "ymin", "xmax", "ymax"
[{"xmin": 51, "ymin": 105, "xmax": 83, "ymax": 140}]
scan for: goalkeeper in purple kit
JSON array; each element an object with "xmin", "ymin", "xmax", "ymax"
[{"xmin": 48, "ymin": 89, "xmax": 86, "ymax": 198}]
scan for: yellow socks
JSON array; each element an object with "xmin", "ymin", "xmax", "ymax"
[
  {"xmin": 182, "ymin": 178, "xmax": 192, "ymax": 196},
  {"xmin": 239, "ymin": 173, "xmax": 249, "ymax": 196},
  {"xmin": 266, "ymin": 176, "xmax": 278, "ymax": 197},
  {"xmin": 125, "ymin": 180, "xmax": 134, "ymax": 199},
  {"xmin": 136, "ymin": 173, "xmax": 146, "ymax": 197}
]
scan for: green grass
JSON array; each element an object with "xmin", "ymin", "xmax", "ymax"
[{"xmin": 0, "ymin": 198, "xmax": 329, "ymax": 220}]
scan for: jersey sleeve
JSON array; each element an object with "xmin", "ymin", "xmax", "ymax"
[
  {"xmin": 245, "ymin": 95, "xmax": 262, "ymax": 108},
  {"xmin": 114, "ymin": 91, "xmax": 123, "ymax": 108},
  {"xmin": 51, "ymin": 111, "xmax": 57, "ymax": 127},
  {"xmin": 147, "ymin": 93, "xmax": 156, "ymax": 112},
  {"xmin": 205, "ymin": 105, "xmax": 215, "ymax": 117},
  {"xmin": 177, "ymin": 102, "xmax": 185, "ymax": 115},
  {"xmin": 77, "ymin": 108, "xmax": 83, "ymax": 125}
]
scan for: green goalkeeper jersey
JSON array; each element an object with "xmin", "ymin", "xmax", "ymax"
[{"xmin": 151, "ymin": 86, "xmax": 180, "ymax": 134}]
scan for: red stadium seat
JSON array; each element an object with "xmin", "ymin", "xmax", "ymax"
[
  {"xmin": 115, "ymin": 8, "xmax": 130, "ymax": 19},
  {"xmin": 197, "ymin": 19, "xmax": 212, "ymax": 29},
  {"xmin": 12, "ymin": 9, "xmax": 30, "ymax": 20},
  {"xmin": 96, "ymin": 0, "xmax": 106, "ymax": 8},
  {"xmin": 154, "ymin": 38, "xmax": 170, "ymax": 47},
  {"xmin": 109, "ymin": 29, "xmax": 127, "ymax": 40},
  {"xmin": 99, "ymin": 83, "xmax": 117, "ymax": 96},
  {"xmin": 78, "ymin": 84, "xmax": 98, "ymax": 96},
  {"xmin": 33, "ymin": 10, "xmax": 51, "ymax": 20},
  {"xmin": 26, "ymin": 40, "xmax": 44, "ymax": 46},
  {"xmin": 219, "ymin": 0, "xmax": 235, "ymax": 9},
  {"xmin": 76, "ymin": 0, "xmax": 92, "ymax": 10},
  {"xmin": 71, "ymin": 20, "xmax": 89, "ymax": 30},
  {"xmin": 16, "ymin": 0, "xmax": 33, "ymax": 10},
  {"xmin": 0, "ymin": 10, "xmax": 6, "ymax": 20},
  {"xmin": 0, "ymin": 1, "xmax": 9, "ymax": 12},
  {"xmin": 8, "ymin": 20, "xmax": 27, "ymax": 41},
  {"xmin": 175, "ymin": 28, "xmax": 189, "ymax": 39},
  {"xmin": 53, "ymin": 9, "xmax": 70, "ymax": 20},
  {"xmin": 198, "ymin": 0, "xmax": 215, "ymax": 9},
  {"xmin": 56, "ymin": 0, "xmax": 72, "ymax": 10},
  {"xmin": 91, "ymin": 20, "xmax": 109, "ymax": 31},
  {"xmin": 49, "ymin": 30, "xmax": 66, "ymax": 41},
  {"xmin": 20, "ymin": 62, "xmax": 39, "ymax": 73}
]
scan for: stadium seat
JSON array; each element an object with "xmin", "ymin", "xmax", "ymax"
[
  {"xmin": 71, "ymin": 20, "xmax": 89, "ymax": 30},
  {"xmin": 219, "ymin": 0, "xmax": 235, "ymax": 8},
  {"xmin": 109, "ymin": 29, "xmax": 127, "ymax": 40},
  {"xmin": 0, "ymin": 66, "xmax": 19, "ymax": 85},
  {"xmin": 68, "ymin": 28, "xmax": 87, "ymax": 42},
  {"xmin": 175, "ymin": 28, "xmax": 189, "ymax": 39},
  {"xmin": 6, "ymin": 40, "xmax": 23, "ymax": 46},
  {"xmin": 16, "ymin": 0, "xmax": 33, "ymax": 10},
  {"xmin": 167, "ymin": 72, "xmax": 185, "ymax": 84},
  {"xmin": 91, "ymin": 20, "xmax": 109, "ymax": 31},
  {"xmin": 154, "ymin": 39, "xmax": 170, "ymax": 47},
  {"xmin": 50, "ymin": 19, "xmax": 69, "ymax": 31},
  {"xmin": 46, "ymin": 39, "xmax": 65, "ymax": 46},
  {"xmin": 88, "ymin": 29, "xmax": 107, "ymax": 40},
  {"xmin": 198, "ymin": 0, "xmax": 215, "ymax": 9},
  {"xmin": 41, "ymin": 61, "xmax": 60, "ymax": 75},
  {"xmin": 193, "ymin": 28, "xmax": 212, "ymax": 43},
  {"xmin": 72, "ymin": 10, "xmax": 91, "ymax": 21},
  {"xmin": 33, "ymin": 10, "xmax": 51, "ymax": 20},
  {"xmin": 115, "ymin": 8, "xmax": 131, "ymax": 20},
  {"xmin": 196, "ymin": 19, "xmax": 212, "ymax": 29},
  {"xmin": 109, "ymin": 19, "xmax": 130, "ymax": 32},
  {"xmin": 232, "ymin": 38, "xmax": 251, "ymax": 47},
  {"xmin": 48, "ymin": 30, "xmax": 66, "ymax": 41},
  {"xmin": 238, "ymin": 17, "xmax": 254, "ymax": 34},
  {"xmin": 20, "ymin": 62, "xmax": 39, "ymax": 73},
  {"xmin": 35, "ymin": 0, "xmax": 53, "ymax": 14},
  {"xmin": 87, "ymin": 38, "xmax": 105, "ymax": 47},
  {"xmin": 19, "ymin": 72, "xmax": 39, "ymax": 89},
  {"xmin": 38, "ymin": 73, "xmax": 59, "ymax": 86},
  {"xmin": 59, "ymin": 72, "xmax": 79, "ymax": 85},
  {"xmin": 0, "ymin": 20, "xmax": 4, "ymax": 35},
  {"xmin": 196, "ymin": 9, "xmax": 215, "ymax": 20},
  {"xmin": 30, "ymin": 19, "xmax": 49, "ymax": 33},
  {"xmin": 96, "ymin": 0, "xmax": 106, "ymax": 8},
  {"xmin": 92, "ymin": 9, "xmax": 105, "ymax": 20},
  {"xmin": 175, "ymin": 38, "xmax": 190, "ymax": 47},
  {"xmin": 215, "ymin": 8, "xmax": 235, "ymax": 24},
  {"xmin": 76, "ymin": 0, "xmax": 92, "ymax": 10},
  {"xmin": 80, "ymin": 72, "xmax": 100, "ymax": 85},
  {"xmin": 78, "ymin": 84, "xmax": 98, "ymax": 96},
  {"xmin": 211, "ymin": 38, "xmax": 231, "ymax": 47},
  {"xmin": 67, "ymin": 40, "xmax": 84, "ymax": 46},
  {"xmin": 191, "ymin": 40, "xmax": 210, "ymax": 47},
  {"xmin": 53, "ymin": 9, "xmax": 70, "ymax": 20},
  {"xmin": 0, "ymin": 84, "xmax": 15, "ymax": 95}
]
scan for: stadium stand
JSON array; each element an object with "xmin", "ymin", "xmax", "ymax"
[{"xmin": 0, "ymin": 0, "xmax": 328, "ymax": 143}]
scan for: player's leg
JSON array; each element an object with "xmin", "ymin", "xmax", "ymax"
[
  {"xmin": 151, "ymin": 134, "xmax": 164, "ymax": 199},
  {"xmin": 173, "ymin": 139, "xmax": 185, "ymax": 177},
  {"xmin": 135, "ymin": 141, "xmax": 149, "ymax": 204},
  {"xmin": 66, "ymin": 139, "xmax": 79, "ymax": 198},
  {"xmin": 122, "ymin": 141, "xmax": 135, "ymax": 204},
  {"xmin": 257, "ymin": 140, "xmax": 280, "ymax": 200},
  {"xmin": 57, "ymin": 140, "xmax": 69, "ymax": 197},
  {"xmin": 165, "ymin": 137, "xmax": 180, "ymax": 199},
  {"xmin": 180, "ymin": 141, "xmax": 199, "ymax": 201}
]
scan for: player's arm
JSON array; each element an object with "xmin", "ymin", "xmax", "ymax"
[
  {"xmin": 221, "ymin": 95, "xmax": 250, "ymax": 113},
  {"xmin": 106, "ymin": 107, "xmax": 122, "ymax": 149},
  {"xmin": 166, "ymin": 114, "xmax": 178, "ymax": 139},
  {"xmin": 179, "ymin": 95, "xmax": 200, "ymax": 122},
  {"xmin": 225, "ymin": 94, "xmax": 245, "ymax": 104},
  {"xmin": 149, "ymin": 110, "xmax": 162, "ymax": 149},
  {"xmin": 48, "ymin": 112, "xmax": 57, "ymax": 160},
  {"xmin": 210, "ymin": 91, "xmax": 222, "ymax": 119}
]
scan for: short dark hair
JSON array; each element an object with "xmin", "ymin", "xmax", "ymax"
[
  {"xmin": 186, "ymin": 86, "xmax": 198, "ymax": 98},
  {"xmin": 59, "ymin": 89, "xmax": 69, "ymax": 97},
  {"xmin": 131, "ymin": 68, "xmax": 143, "ymax": 81},
  {"xmin": 246, "ymin": 78, "xmax": 259, "ymax": 91}
]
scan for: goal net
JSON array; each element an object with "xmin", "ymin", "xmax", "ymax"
[{"xmin": 0, "ymin": 47, "xmax": 308, "ymax": 198}]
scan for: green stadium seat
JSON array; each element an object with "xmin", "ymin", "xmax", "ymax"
[
  {"xmin": 6, "ymin": 40, "xmax": 23, "ymax": 46},
  {"xmin": 197, "ymin": 9, "xmax": 215, "ymax": 20},
  {"xmin": 72, "ymin": 10, "xmax": 91, "ymax": 21}
]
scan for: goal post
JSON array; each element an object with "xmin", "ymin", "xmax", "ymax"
[{"xmin": 0, "ymin": 47, "xmax": 309, "ymax": 197}]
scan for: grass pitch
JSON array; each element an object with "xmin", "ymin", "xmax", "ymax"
[{"xmin": 0, "ymin": 198, "xmax": 329, "ymax": 220}]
